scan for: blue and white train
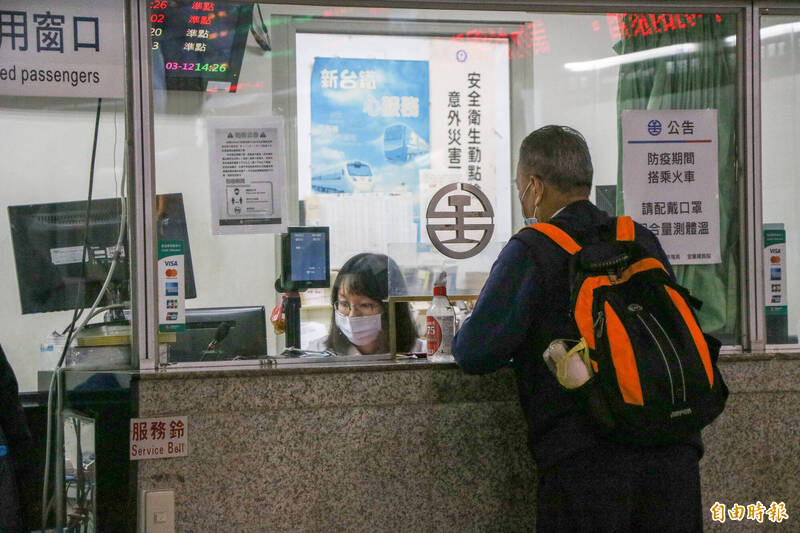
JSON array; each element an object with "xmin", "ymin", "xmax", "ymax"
[
  {"xmin": 311, "ymin": 160, "xmax": 374, "ymax": 193},
  {"xmin": 383, "ymin": 124, "xmax": 429, "ymax": 163}
]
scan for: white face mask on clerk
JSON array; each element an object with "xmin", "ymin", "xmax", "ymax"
[{"xmin": 335, "ymin": 310, "xmax": 383, "ymax": 346}]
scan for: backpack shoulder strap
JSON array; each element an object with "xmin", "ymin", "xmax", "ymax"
[
  {"xmin": 615, "ymin": 216, "xmax": 635, "ymax": 242},
  {"xmin": 519, "ymin": 215, "xmax": 634, "ymax": 254},
  {"xmin": 525, "ymin": 223, "xmax": 582, "ymax": 255}
]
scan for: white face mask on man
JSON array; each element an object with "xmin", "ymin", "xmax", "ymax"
[
  {"xmin": 335, "ymin": 310, "xmax": 383, "ymax": 346},
  {"xmin": 520, "ymin": 179, "xmax": 542, "ymax": 226}
]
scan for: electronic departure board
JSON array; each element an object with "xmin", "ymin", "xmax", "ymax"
[{"xmin": 150, "ymin": 1, "xmax": 253, "ymax": 92}]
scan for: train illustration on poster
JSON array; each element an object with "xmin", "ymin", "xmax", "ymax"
[
  {"xmin": 311, "ymin": 160, "xmax": 375, "ymax": 193},
  {"xmin": 383, "ymin": 124, "xmax": 430, "ymax": 163}
]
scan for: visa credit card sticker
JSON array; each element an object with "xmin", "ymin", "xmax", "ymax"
[
  {"xmin": 763, "ymin": 227, "xmax": 787, "ymax": 312},
  {"xmin": 159, "ymin": 240, "xmax": 185, "ymax": 332}
]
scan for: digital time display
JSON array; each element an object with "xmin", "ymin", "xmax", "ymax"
[
  {"xmin": 149, "ymin": 1, "xmax": 252, "ymax": 92},
  {"xmin": 165, "ymin": 62, "xmax": 229, "ymax": 72}
]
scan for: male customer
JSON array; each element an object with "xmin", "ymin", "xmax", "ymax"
[{"xmin": 452, "ymin": 125, "xmax": 703, "ymax": 532}]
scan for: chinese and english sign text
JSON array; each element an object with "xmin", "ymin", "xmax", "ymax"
[
  {"xmin": 0, "ymin": 1, "xmax": 123, "ymax": 97},
  {"xmin": 622, "ymin": 109, "xmax": 721, "ymax": 265}
]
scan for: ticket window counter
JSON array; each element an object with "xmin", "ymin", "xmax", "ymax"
[
  {"xmin": 1, "ymin": 2, "xmax": 800, "ymax": 532},
  {"xmin": 139, "ymin": 4, "xmax": 771, "ymax": 364},
  {"xmin": 136, "ymin": 8, "xmax": 800, "ymax": 532},
  {"xmin": 3, "ymin": 3, "xmax": 798, "ymax": 371}
]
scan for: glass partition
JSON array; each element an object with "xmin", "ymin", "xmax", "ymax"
[
  {"xmin": 278, "ymin": 6, "xmax": 743, "ymax": 352},
  {"xmin": 532, "ymin": 12, "xmax": 741, "ymax": 345},
  {"xmin": 144, "ymin": 3, "xmax": 745, "ymax": 358},
  {"xmin": 150, "ymin": 2, "xmax": 279, "ymax": 361},
  {"xmin": 761, "ymin": 13, "xmax": 800, "ymax": 346},
  {"xmin": 268, "ymin": 5, "xmax": 536, "ymax": 354},
  {"xmin": 0, "ymin": 1, "xmax": 133, "ymax": 391},
  {"xmin": 0, "ymin": 2, "xmax": 755, "ymax": 376}
]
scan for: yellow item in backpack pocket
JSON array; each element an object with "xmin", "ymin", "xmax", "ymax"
[{"xmin": 543, "ymin": 338, "xmax": 594, "ymax": 389}]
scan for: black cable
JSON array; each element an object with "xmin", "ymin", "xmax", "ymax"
[
  {"xmin": 74, "ymin": 418, "xmax": 85, "ymax": 522},
  {"xmin": 250, "ymin": 4, "xmax": 271, "ymax": 52},
  {"xmin": 43, "ymin": 97, "xmax": 102, "ymax": 532},
  {"xmin": 62, "ymin": 97, "xmax": 103, "ymax": 338},
  {"xmin": 57, "ymin": 96, "xmax": 101, "ymax": 366}
]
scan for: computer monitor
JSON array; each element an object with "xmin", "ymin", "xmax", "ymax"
[
  {"xmin": 8, "ymin": 193, "xmax": 196, "ymax": 315},
  {"xmin": 151, "ymin": 3, "xmax": 253, "ymax": 92},
  {"xmin": 280, "ymin": 226, "xmax": 330, "ymax": 291},
  {"xmin": 167, "ymin": 306, "xmax": 267, "ymax": 362}
]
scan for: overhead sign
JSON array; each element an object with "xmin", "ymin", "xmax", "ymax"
[
  {"xmin": 0, "ymin": 0, "xmax": 125, "ymax": 98},
  {"xmin": 130, "ymin": 416, "xmax": 188, "ymax": 460},
  {"xmin": 622, "ymin": 109, "xmax": 721, "ymax": 265},
  {"xmin": 426, "ymin": 182, "xmax": 494, "ymax": 259}
]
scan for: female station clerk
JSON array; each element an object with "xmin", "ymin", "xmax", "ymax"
[{"xmin": 307, "ymin": 253, "xmax": 424, "ymax": 355}]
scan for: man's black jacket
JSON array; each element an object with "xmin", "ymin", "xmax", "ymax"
[{"xmin": 453, "ymin": 200, "xmax": 701, "ymax": 469}]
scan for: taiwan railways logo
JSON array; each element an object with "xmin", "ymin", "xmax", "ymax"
[
  {"xmin": 648, "ymin": 119, "xmax": 662, "ymax": 136},
  {"xmin": 425, "ymin": 183, "xmax": 494, "ymax": 259}
]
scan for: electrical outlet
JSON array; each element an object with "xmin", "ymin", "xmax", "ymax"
[{"xmin": 142, "ymin": 490, "xmax": 175, "ymax": 533}]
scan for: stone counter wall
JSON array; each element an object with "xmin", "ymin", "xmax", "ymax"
[{"xmin": 136, "ymin": 357, "xmax": 800, "ymax": 532}]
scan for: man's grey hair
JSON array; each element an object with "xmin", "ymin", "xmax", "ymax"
[{"xmin": 517, "ymin": 125, "xmax": 593, "ymax": 193}]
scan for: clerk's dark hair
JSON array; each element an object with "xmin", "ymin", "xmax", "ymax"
[
  {"xmin": 327, "ymin": 253, "xmax": 418, "ymax": 354},
  {"xmin": 518, "ymin": 125, "xmax": 593, "ymax": 193}
]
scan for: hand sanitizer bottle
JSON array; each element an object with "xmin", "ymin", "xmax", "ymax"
[{"xmin": 427, "ymin": 271, "xmax": 456, "ymax": 363}]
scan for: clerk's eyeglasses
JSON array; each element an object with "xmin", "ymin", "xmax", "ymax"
[{"xmin": 335, "ymin": 300, "xmax": 382, "ymax": 316}]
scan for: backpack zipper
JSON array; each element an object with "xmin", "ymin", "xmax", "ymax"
[
  {"xmin": 594, "ymin": 311, "xmax": 605, "ymax": 338},
  {"xmin": 635, "ymin": 313, "xmax": 676, "ymax": 404},
  {"xmin": 651, "ymin": 312, "xmax": 687, "ymax": 402}
]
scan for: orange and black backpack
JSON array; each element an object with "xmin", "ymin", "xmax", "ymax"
[{"xmin": 525, "ymin": 215, "xmax": 728, "ymax": 445}]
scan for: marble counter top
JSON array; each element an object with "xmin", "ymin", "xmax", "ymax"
[
  {"xmin": 137, "ymin": 356, "xmax": 448, "ymax": 380},
  {"xmin": 134, "ymin": 350, "xmax": 800, "ymax": 381}
]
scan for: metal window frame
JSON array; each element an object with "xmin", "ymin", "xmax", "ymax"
[
  {"xmin": 131, "ymin": 0, "xmax": 159, "ymax": 370},
  {"xmin": 743, "ymin": 2, "xmax": 760, "ymax": 352},
  {"xmin": 748, "ymin": 2, "xmax": 764, "ymax": 352},
  {"xmin": 755, "ymin": 2, "xmax": 800, "ymax": 351}
]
